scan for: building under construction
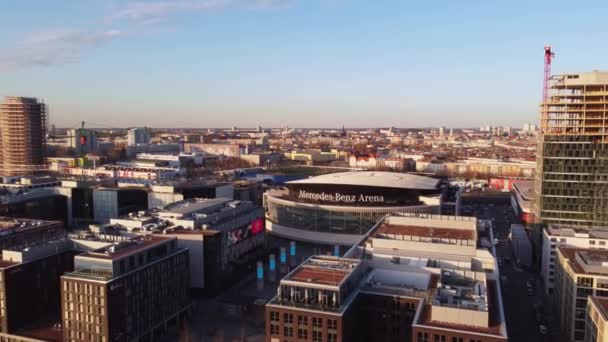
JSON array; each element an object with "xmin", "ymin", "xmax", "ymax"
[
  {"xmin": 535, "ymin": 71, "xmax": 608, "ymax": 227},
  {"xmin": 0, "ymin": 96, "xmax": 47, "ymax": 176}
]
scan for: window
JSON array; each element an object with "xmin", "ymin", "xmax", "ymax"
[
  {"xmin": 313, "ymin": 317, "xmax": 323, "ymax": 328},
  {"xmin": 590, "ymin": 240, "xmax": 596, "ymax": 245},
  {"xmin": 578, "ymin": 277, "xmax": 594, "ymax": 288},
  {"xmin": 270, "ymin": 311, "xmax": 280, "ymax": 322},
  {"xmin": 600, "ymin": 241, "xmax": 606, "ymax": 246},
  {"xmin": 298, "ymin": 315, "xmax": 308, "ymax": 326},
  {"xmin": 284, "ymin": 326, "xmax": 294, "ymax": 337},
  {"xmin": 417, "ymin": 332, "xmax": 429, "ymax": 342},
  {"xmin": 313, "ymin": 331, "xmax": 323, "ymax": 342},
  {"xmin": 327, "ymin": 333, "xmax": 338, "ymax": 342},
  {"xmin": 298, "ymin": 328, "xmax": 308, "ymax": 339},
  {"xmin": 560, "ymin": 238, "xmax": 567, "ymax": 243},
  {"xmin": 270, "ymin": 324, "xmax": 279, "ymax": 336},
  {"xmin": 327, "ymin": 319, "xmax": 337, "ymax": 330},
  {"xmin": 284, "ymin": 313, "xmax": 294, "ymax": 324}
]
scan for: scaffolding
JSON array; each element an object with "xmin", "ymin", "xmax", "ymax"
[{"xmin": 0, "ymin": 97, "xmax": 47, "ymax": 176}]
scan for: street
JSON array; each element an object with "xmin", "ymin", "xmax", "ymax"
[{"xmin": 464, "ymin": 198, "xmax": 557, "ymax": 342}]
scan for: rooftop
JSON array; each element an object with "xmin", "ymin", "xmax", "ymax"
[
  {"xmin": 589, "ymin": 296, "xmax": 608, "ymax": 321},
  {"xmin": 79, "ymin": 235, "xmax": 171, "ymax": 261},
  {"xmin": 287, "ymin": 171, "xmax": 439, "ymax": 190},
  {"xmin": 0, "ymin": 217, "xmax": 61, "ymax": 235},
  {"xmin": 512, "ymin": 180, "xmax": 533, "ymax": 201},
  {"xmin": 284, "ymin": 256, "xmax": 360, "ymax": 287},
  {"xmin": 161, "ymin": 197, "xmax": 231, "ymax": 216},
  {"xmin": 374, "ymin": 223, "xmax": 475, "ymax": 241},
  {"xmin": 558, "ymin": 246, "xmax": 608, "ymax": 276},
  {"xmin": 546, "ymin": 225, "xmax": 608, "ymax": 240},
  {"xmin": 417, "ymin": 280, "xmax": 503, "ymax": 337}
]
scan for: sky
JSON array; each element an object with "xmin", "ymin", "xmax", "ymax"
[{"xmin": 1, "ymin": 0, "xmax": 608, "ymax": 129}]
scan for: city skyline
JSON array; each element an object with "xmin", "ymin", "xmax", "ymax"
[{"xmin": 2, "ymin": 0, "xmax": 608, "ymax": 128}]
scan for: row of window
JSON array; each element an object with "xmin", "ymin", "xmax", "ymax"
[
  {"xmin": 416, "ymin": 333, "xmax": 483, "ymax": 342},
  {"xmin": 270, "ymin": 312, "xmax": 337, "ymax": 330}
]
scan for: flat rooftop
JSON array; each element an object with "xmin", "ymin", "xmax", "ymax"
[
  {"xmin": 416, "ymin": 280, "xmax": 503, "ymax": 337},
  {"xmin": 284, "ymin": 256, "xmax": 359, "ymax": 287},
  {"xmin": 0, "ymin": 217, "xmax": 60, "ymax": 234},
  {"xmin": 374, "ymin": 223, "xmax": 475, "ymax": 241},
  {"xmin": 590, "ymin": 296, "xmax": 608, "ymax": 321},
  {"xmin": 512, "ymin": 180, "xmax": 533, "ymax": 201},
  {"xmin": 558, "ymin": 246, "xmax": 608, "ymax": 276},
  {"xmin": 546, "ymin": 225, "xmax": 608, "ymax": 239},
  {"xmin": 161, "ymin": 197, "xmax": 231, "ymax": 216},
  {"xmin": 79, "ymin": 235, "xmax": 170, "ymax": 260}
]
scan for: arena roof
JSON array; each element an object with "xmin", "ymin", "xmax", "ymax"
[{"xmin": 287, "ymin": 171, "xmax": 439, "ymax": 190}]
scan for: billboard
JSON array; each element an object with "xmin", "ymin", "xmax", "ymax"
[
  {"xmin": 285, "ymin": 183, "xmax": 437, "ymax": 206},
  {"xmin": 227, "ymin": 217, "xmax": 264, "ymax": 245}
]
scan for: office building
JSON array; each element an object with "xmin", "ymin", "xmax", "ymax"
[
  {"xmin": 535, "ymin": 71, "xmax": 608, "ymax": 227},
  {"xmin": 264, "ymin": 171, "xmax": 442, "ymax": 245},
  {"xmin": 0, "ymin": 97, "xmax": 47, "ymax": 176},
  {"xmin": 127, "ymin": 127, "xmax": 150, "ymax": 146},
  {"xmin": 110, "ymin": 197, "xmax": 265, "ymax": 291},
  {"xmin": 541, "ymin": 225, "xmax": 608, "ymax": 294},
  {"xmin": 61, "ymin": 235, "xmax": 190, "ymax": 342},
  {"xmin": 554, "ymin": 246, "xmax": 608, "ymax": 341},
  {"xmin": 586, "ymin": 296, "xmax": 608, "ymax": 342},
  {"xmin": 265, "ymin": 214, "xmax": 507, "ymax": 342},
  {"xmin": 0, "ymin": 237, "xmax": 75, "ymax": 340}
]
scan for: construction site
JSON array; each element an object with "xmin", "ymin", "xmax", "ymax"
[
  {"xmin": 535, "ymin": 47, "xmax": 608, "ymax": 227},
  {"xmin": 0, "ymin": 96, "xmax": 48, "ymax": 177}
]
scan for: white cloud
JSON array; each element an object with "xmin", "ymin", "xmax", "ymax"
[
  {"xmin": 109, "ymin": 0, "xmax": 293, "ymax": 23},
  {"xmin": 0, "ymin": 30, "xmax": 123, "ymax": 71}
]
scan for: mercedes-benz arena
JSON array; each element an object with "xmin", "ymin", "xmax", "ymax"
[{"xmin": 264, "ymin": 171, "xmax": 443, "ymax": 245}]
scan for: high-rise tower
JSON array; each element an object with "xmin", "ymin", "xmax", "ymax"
[
  {"xmin": 0, "ymin": 96, "xmax": 47, "ymax": 176},
  {"xmin": 534, "ymin": 71, "xmax": 608, "ymax": 227}
]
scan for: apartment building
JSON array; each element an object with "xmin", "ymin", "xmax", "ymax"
[{"xmin": 0, "ymin": 97, "xmax": 47, "ymax": 176}]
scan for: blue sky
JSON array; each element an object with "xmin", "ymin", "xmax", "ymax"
[{"xmin": 1, "ymin": 0, "xmax": 607, "ymax": 128}]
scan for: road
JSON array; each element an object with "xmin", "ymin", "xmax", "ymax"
[{"xmin": 464, "ymin": 199, "xmax": 556, "ymax": 342}]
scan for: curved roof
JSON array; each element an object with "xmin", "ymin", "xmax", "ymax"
[{"xmin": 287, "ymin": 171, "xmax": 439, "ymax": 190}]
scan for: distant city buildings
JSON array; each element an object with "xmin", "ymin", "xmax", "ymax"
[
  {"xmin": 66, "ymin": 128, "xmax": 98, "ymax": 155},
  {"xmin": 127, "ymin": 127, "xmax": 151, "ymax": 146},
  {"xmin": 0, "ymin": 97, "xmax": 47, "ymax": 176}
]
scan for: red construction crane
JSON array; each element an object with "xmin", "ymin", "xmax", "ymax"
[{"xmin": 543, "ymin": 46, "xmax": 555, "ymax": 104}]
